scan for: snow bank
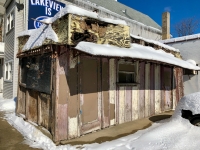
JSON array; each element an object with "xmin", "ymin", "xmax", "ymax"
[
  {"xmin": 0, "ymin": 98, "xmax": 15, "ymax": 112},
  {"xmin": 173, "ymin": 92, "xmax": 200, "ymax": 120}
]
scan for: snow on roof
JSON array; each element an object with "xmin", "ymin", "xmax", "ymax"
[
  {"xmin": 43, "ymin": 4, "xmax": 127, "ymax": 25},
  {"xmin": 161, "ymin": 33, "xmax": 200, "ymax": 44},
  {"xmin": 186, "ymin": 59, "xmax": 196, "ymax": 66},
  {"xmin": 131, "ymin": 34, "xmax": 179, "ymax": 52},
  {"xmin": 75, "ymin": 42, "xmax": 200, "ymax": 70},
  {"xmin": 22, "ymin": 24, "xmax": 58, "ymax": 51}
]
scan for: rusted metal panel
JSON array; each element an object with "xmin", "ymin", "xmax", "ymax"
[
  {"xmin": 79, "ymin": 57, "xmax": 101, "ymax": 135},
  {"xmin": 102, "ymin": 58, "xmax": 110, "ymax": 128},
  {"xmin": 139, "ymin": 62, "xmax": 145, "ymax": 119},
  {"xmin": 27, "ymin": 90, "xmax": 38, "ymax": 123},
  {"xmin": 155, "ymin": 65, "xmax": 161, "ymax": 114},
  {"xmin": 145, "ymin": 63, "xmax": 150, "ymax": 117},
  {"xmin": 109, "ymin": 59, "xmax": 116, "ymax": 125},
  {"xmin": 125, "ymin": 86, "xmax": 132, "ymax": 122},
  {"xmin": 150, "ymin": 64, "xmax": 155, "ymax": 116}
]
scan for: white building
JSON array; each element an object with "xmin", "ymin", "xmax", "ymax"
[{"xmin": 162, "ymin": 34, "xmax": 200, "ymax": 95}]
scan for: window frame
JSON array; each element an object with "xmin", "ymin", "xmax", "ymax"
[
  {"xmin": 4, "ymin": 61, "xmax": 13, "ymax": 82},
  {"xmin": 6, "ymin": 10, "xmax": 14, "ymax": 33},
  {"xmin": 117, "ymin": 60, "xmax": 139, "ymax": 86}
]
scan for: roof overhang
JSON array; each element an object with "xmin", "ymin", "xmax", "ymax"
[{"xmin": 74, "ymin": 42, "xmax": 200, "ymax": 71}]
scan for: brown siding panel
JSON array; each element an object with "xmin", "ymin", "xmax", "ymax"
[
  {"xmin": 102, "ymin": 58, "xmax": 109, "ymax": 128},
  {"xmin": 139, "ymin": 62, "xmax": 145, "ymax": 119},
  {"xmin": 150, "ymin": 64, "xmax": 155, "ymax": 116}
]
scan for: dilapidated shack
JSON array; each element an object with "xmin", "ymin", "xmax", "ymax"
[{"xmin": 16, "ymin": 5, "xmax": 200, "ymax": 143}]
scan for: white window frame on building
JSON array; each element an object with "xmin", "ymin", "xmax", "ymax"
[
  {"xmin": 4, "ymin": 61, "xmax": 13, "ymax": 82},
  {"xmin": 6, "ymin": 10, "xmax": 14, "ymax": 32},
  {"xmin": 117, "ymin": 60, "xmax": 138, "ymax": 85}
]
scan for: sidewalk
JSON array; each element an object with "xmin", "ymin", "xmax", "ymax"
[
  {"xmin": 0, "ymin": 110, "xmax": 173, "ymax": 149},
  {"xmin": 0, "ymin": 112, "xmax": 40, "ymax": 150}
]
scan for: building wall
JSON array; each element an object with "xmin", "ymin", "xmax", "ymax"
[
  {"xmin": 166, "ymin": 40, "xmax": 200, "ymax": 95},
  {"xmin": 17, "ymin": 45, "xmax": 183, "ymax": 142},
  {"xmin": 3, "ymin": 0, "xmax": 26, "ymax": 98},
  {"xmin": 13, "ymin": 0, "xmax": 26, "ymax": 98},
  {"xmin": 3, "ymin": 0, "xmax": 15, "ymax": 98}
]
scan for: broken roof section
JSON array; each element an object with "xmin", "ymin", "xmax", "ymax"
[
  {"xmin": 75, "ymin": 42, "xmax": 200, "ymax": 70},
  {"xmin": 18, "ymin": 4, "xmax": 127, "ymax": 51}
]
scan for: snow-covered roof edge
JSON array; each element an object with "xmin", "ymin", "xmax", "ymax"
[
  {"xmin": 161, "ymin": 33, "xmax": 200, "ymax": 44},
  {"xmin": 75, "ymin": 42, "xmax": 200, "ymax": 70},
  {"xmin": 130, "ymin": 34, "xmax": 180, "ymax": 52},
  {"xmin": 43, "ymin": 5, "xmax": 127, "ymax": 25}
]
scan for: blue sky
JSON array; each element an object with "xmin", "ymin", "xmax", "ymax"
[{"xmin": 118, "ymin": 0, "xmax": 200, "ymax": 37}]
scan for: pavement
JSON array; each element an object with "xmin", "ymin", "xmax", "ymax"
[
  {"xmin": 0, "ymin": 112, "xmax": 41, "ymax": 150},
  {"xmin": 0, "ymin": 110, "xmax": 173, "ymax": 149}
]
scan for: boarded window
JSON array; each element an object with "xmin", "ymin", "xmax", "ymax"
[
  {"xmin": 118, "ymin": 63, "xmax": 136, "ymax": 83},
  {"xmin": 20, "ymin": 54, "xmax": 52, "ymax": 94}
]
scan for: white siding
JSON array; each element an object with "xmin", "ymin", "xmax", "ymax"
[
  {"xmin": 3, "ymin": 0, "xmax": 15, "ymax": 99},
  {"xmin": 167, "ymin": 40, "xmax": 200, "ymax": 95},
  {"xmin": 13, "ymin": 0, "xmax": 26, "ymax": 97}
]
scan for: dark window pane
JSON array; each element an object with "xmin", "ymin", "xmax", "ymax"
[{"xmin": 119, "ymin": 72, "xmax": 127, "ymax": 83}]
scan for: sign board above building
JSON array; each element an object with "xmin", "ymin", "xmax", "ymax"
[{"xmin": 28, "ymin": 0, "xmax": 65, "ymax": 29}]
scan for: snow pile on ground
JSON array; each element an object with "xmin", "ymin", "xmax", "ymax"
[
  {"xmin": 0, "ymin": 97, "xmax": 15, "ymax": 112},
  {"xmin": 173, "ymin": 92, "xmax": 200, "ymax": 119},
  {"xmin": 1, "ymin": 93, "xmax": 200, "ymax": 149}
]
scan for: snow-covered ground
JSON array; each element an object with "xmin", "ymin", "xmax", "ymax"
[{"xmin": 1, "ymin": 93, "xmax": 200, "ymax": 150}]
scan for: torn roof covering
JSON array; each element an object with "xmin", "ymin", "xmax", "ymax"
[
  {"xmin": 75, "ymin": 42, "xmax": 200, "ymax": 70},
  {"xmin": 130, "ymin": 34, "xmax": 179, "ymax": 52},
  {"xmin": 19, "ymin": 4, "xmax": 127, "ymax": 51}
]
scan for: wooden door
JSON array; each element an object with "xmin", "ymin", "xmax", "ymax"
[{"xmin": 79, "ymin": 57, "xmax": 101, "ymax": 134}]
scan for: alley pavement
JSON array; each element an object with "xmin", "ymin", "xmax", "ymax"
[
  {"xmin": 0, "ymin": 112, "xmax": 40, "ymax": 150},
  {"xmin": 0, "ymin": 110, "xmax": 173, "ymax": 149}
]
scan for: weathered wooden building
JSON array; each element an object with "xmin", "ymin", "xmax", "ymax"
[{"xmin": 16, "ymin": 5, "xmax": 200, "ymax": 143}]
